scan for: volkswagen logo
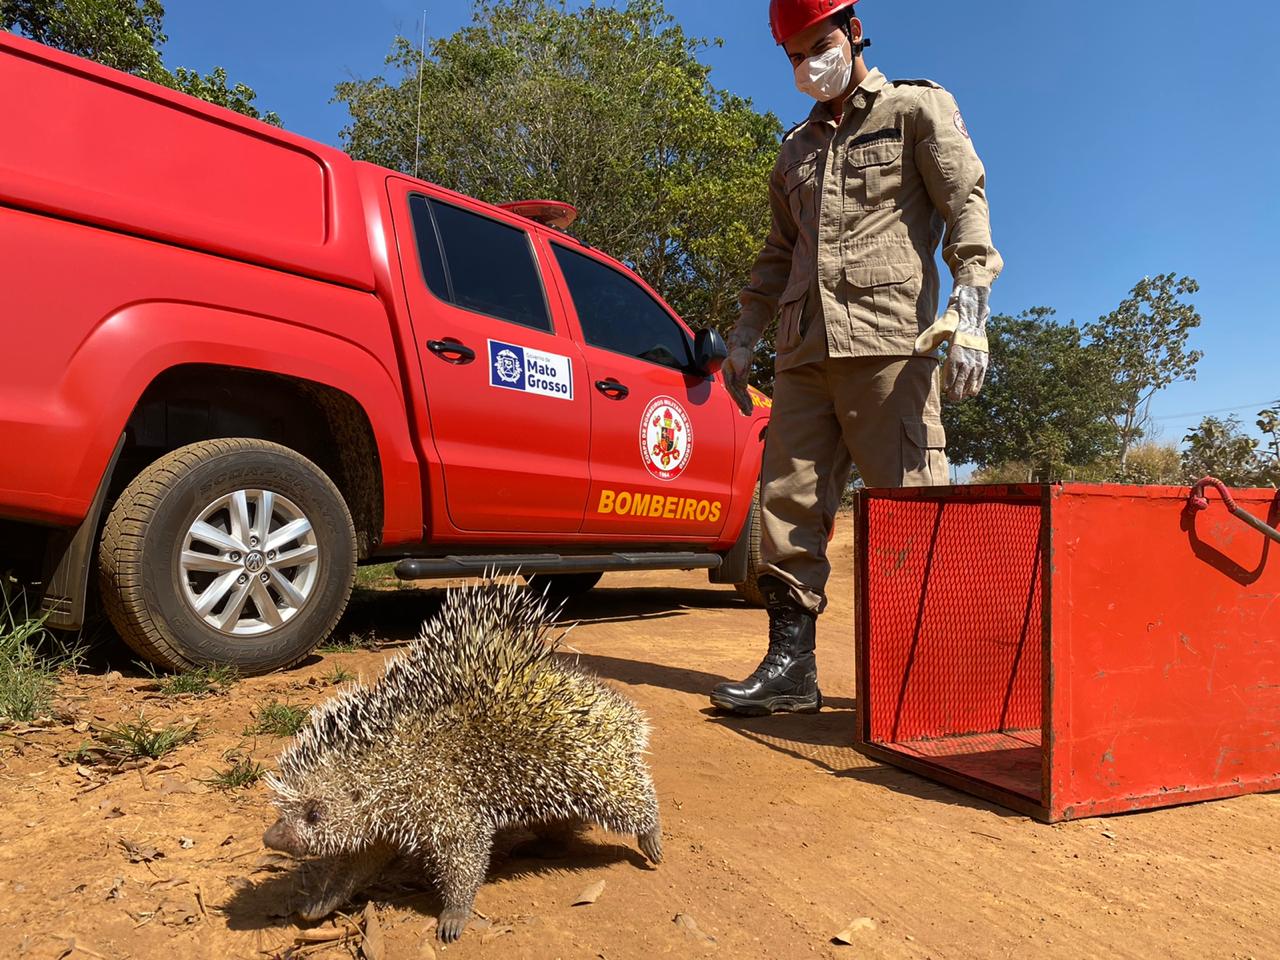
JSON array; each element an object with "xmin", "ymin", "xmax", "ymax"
[{"xmin": 244, "ymin": 551, "xmax": 267, "ymax": 574}]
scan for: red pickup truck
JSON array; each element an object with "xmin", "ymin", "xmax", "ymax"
[{"xmin": 0, "ymin": 33, "xmax": 771, "ymax": 674}]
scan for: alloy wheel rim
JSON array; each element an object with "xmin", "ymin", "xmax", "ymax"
[{"xmin": 177, "ymin": 489, "xmax": 320, "ymax": 638}]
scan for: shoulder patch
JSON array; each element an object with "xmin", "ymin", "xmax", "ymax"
[{"xmin": 891, "ymin": 78, "xmax": 942, "ymax": 89}]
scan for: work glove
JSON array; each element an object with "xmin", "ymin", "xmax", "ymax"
[
  {"xmin": 721, "ymin": 341, "xmax": 756, "ymax": 415},
  {"xmin": 914, "ymin": 285, "xmax": 991, "ymax": 402}
]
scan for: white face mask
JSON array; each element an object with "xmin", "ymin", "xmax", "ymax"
[{"xmin": 793, "ymin": 43, "xmax": 853, "ymax": 102}]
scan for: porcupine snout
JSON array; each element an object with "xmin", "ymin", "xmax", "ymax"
[{"xmin": 263, "ymin": 818, "xmax": 306, "ymax": 856}]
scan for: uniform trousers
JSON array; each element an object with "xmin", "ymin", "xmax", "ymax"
[{"xmin": 760, "ymin": 355, "xmax": 949, "ymax": 615}]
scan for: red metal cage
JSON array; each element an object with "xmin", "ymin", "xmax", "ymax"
[{"xmin": 853, "ymin": 484, "xmax": 1280, "ymax": 822}]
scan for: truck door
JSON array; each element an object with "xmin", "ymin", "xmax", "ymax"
[
  {"xmin": 546, "ymin": 241, "xmax": 737, "ymax": 538},
  {"xmin": 389, "ymin": 184, "xmax": 590, "ymax": 533}
]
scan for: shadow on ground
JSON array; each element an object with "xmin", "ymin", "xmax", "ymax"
[{"xmin": 221, "ymin": 838, "xmax": 649, "ymax": 933}]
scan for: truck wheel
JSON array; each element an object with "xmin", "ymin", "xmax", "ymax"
[
  {"xmin": 98, "ymin": 439, "xmax": 357, "ymax": 674},
  {"xmin": 525, "ymin": 572, "xmax": 603, "ymax": 607},
  {"xmin": 733, "ymin": 484, "xmax": 767, "ymax": 608}
]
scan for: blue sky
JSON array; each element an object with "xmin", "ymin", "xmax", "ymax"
[{"xmin": 160, "ymin": 0, "xmax": 1279, "ymax": 446}]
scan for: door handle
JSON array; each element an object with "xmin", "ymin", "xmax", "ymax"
[
  {"xmin": 594, "ymin": 379, "xmax": 630, "ymax": 400},
  {"xmin": 427, "ymin": 339, "xmax": 476, "ymax": 364}
]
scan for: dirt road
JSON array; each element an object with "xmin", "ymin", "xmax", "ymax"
[{"xmin": 2, "ymin": 521, "xmax": 1277, "ymax": 959}]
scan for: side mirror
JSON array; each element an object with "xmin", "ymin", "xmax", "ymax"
[{"xmin": 693, "ymin": 327, "xmax": 729, "ymax": 376}]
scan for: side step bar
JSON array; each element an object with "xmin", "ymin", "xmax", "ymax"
[{"xmin": 395, "ymin": 552, "xmax": 722, "ymax": 581}]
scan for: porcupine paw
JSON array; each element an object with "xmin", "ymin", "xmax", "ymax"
[
  {"xmin": 638, "ymin": 826, "xmax": 663, "ymax": 865},
  {"xmin": 437, "ymin": 908, "xmax": 470, "ymax": 942}
]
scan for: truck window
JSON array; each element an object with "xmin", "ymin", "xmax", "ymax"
[
  {"xmin": 552, "ymin": 244, "xmax": 693, "ymax": 372},
  {"xmin": 409, "ymin": 195, "xmax": 552, "ymax": 333}
]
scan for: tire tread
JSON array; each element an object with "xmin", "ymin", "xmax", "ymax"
[{"xmin": 98, "ymin": 439, "xmax": 356, "ymax": 672}]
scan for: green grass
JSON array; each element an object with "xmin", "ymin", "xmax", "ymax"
[
  {"xmin": 318, "ymin": 631, "xmax": 381, "ymax": 654},
  {"xmin": 323, "ymin": 664, "xmax": 355, "ymax": 685},
  {"xmin": 139, "ymin": 662, "xmax": 239, "ymax": 697},
  {"xmin": 94, "ymin": 715, "xmax": 199, "ymax": 763},
  {"xmin": 355, "ymin": 563, "xmax": 398, "ymax": 588},
  {"xmin": 245, "ymin": 699, "xmax": 307, "ymax": 737},
  {"xmin": 0, "ymin": 580, "xmax": 84, "ymax": 722},
  {"xmin": 202, "ymin": 751, "xmax": 266, "ymax": 791}
]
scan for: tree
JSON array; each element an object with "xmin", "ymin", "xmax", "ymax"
[
  {"xmin": 944, "ymin": 308, "xmax": 1121, "ymax": 477},
  {"xmin": 334, "ymin": 0, "xmax": 779, "ymax": 337},
  {"xmin": 1181, "ymin": 417, "xmax": 1266, "ymax": 487},
  {"xmin": 1087, "ymin": 274, "xmax": 1203, "ymax": 465},
  {"xmin": 1112, "ymin": 441, "xmax": 1182, "ymax": 485},
  {"xmin": 2, "ymin": 0, "xmax": 166, "ymax": 77},
  {"xmin": 168, "ymin": 65, "xmax": 278, "ymax": 123},
  {"xmin": 3, "ymin": 0, "xmax": 280, "ymax": 124},
  {"xmin": 1257, "ymin": 402, "xmax": 1280, "ymax": 475}
]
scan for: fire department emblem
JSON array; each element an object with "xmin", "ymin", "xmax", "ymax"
[{"xmin": 640, "ymin": 396, "xmax": 693, "ymax": 482}]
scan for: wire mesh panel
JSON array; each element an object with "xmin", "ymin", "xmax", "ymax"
[
  {"xmin": 858, "ymin": 484, "xmax": 1280, "ymax": 821},
  {"xmin": 860, "ymin": 490, "xmax": 1045, "ymax": 802}
]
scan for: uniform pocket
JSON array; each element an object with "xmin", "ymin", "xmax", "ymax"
[
  {"xmin": 775, "ymin": 279, "xmax": 809, "ymax": 353},
  {"xmin": 846, "ymin": 261, "xmax": 916, "ymax": 289},
  {"xmin": 846, "ymin": 261, "xmax": 919, "ymax": 332},
  {"xmin": 784, "ymin": 155, "xmax": 819, "ymax": 227},
  {"xmin": 848, "ymin": 136, "xmax": 904, "ymax": 210},
  {"xmin": 901, "ymin": 416, "xmax": 948, "ymax": 487}
]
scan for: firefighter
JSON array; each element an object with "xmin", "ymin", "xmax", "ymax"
[{"xmin": 711, "ymin": 0, "xmax": 1002, "ymax": 715}]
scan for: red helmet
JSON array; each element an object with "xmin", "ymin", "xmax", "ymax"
[{"xmin": 769, "ymin": 0, "xmax": 859, "ymax": 46}]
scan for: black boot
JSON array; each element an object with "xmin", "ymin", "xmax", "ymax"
[{"xmin": 710, "ymin": 576, "xmax": 822, "ymax": 716}]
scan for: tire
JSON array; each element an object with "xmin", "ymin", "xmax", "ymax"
[
  {"xmin": 524, "ymin": 572, "xmax": 603, "ymax": 607},
  {"xmin": 98, "ymin": 439, "xmax": 357, "ymax": 674},
  {"xmin": 733, "ymin": 484, "xmax": 767, "ymax": 608}
]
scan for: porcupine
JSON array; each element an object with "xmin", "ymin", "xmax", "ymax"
[{"xmin": 261, "ymin": 578, "xmax": 662, "ymax": 943}]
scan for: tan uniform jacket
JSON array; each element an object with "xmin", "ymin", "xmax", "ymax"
[{"xmin": 735, "ymin": 68, "xmax": 1003, "ymax": 371}]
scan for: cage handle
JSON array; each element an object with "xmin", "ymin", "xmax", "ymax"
[{"xmin": 1187, "ymin": 477, "xmax": 1280, "ymax": 545}]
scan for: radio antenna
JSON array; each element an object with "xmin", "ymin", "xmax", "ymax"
[{"xmin": 413, "ymin": 8, "xmax": 427, "ymax": 178}]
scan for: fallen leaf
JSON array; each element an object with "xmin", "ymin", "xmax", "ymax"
[
  {"xmin": 674, "ymin": 913, "xmax": 716, "ymax": 944},
  {"xmin": 72, "ymin": 721, "xmax": 90, "ymax": 734},
  {"xmin": 179, "ymin": 837, "xmax": 195, "ymax": 849},
  {"xmin": 75, "ymin": 765, "xmax": 96, "ymax": 780},
  {"xmin": 362, "ymin": 902, "xmax": 385, "ymax": 960},
  {"xmin": 106, "ymin": 877, "xmax": 125, "ymax": 901},
  {"xmin": 295, "ymin": 924, "xmax": 359, "ymax": 943},
  {"xmin": 219, "ymin": 835, "xmax": 234, "ymax": 847},
  {"xmin": 833, "ymin": 917, "xmax": 877, "ymax": 944},
  {"xmin": 572, "ymin": 879, "xmax": 606, "ymax": 906},
  {"xmin": 1102, "ymin": 830, "xmax": 1117, "ymax": 840},
  {"xmin": 480, "ymin": 924, "xmax": 515, "ymax": 944},
  {"xmin": 252, "ymin": 853, "xmax": 292, "ymax": 873},
  {"xmin": 157, "ymin": 894, "xmax": 200, "ymax": 926},
  {"xmin": 119, "ymin": 838, "xmax": 163, "ymax": 863},
  {"xmin": 158, "ymin": 776, "xmax": 196, "ymax": 796},
  {"xmin": 51, "ymin": 936, "xmax": 108, "ymax": 959}
]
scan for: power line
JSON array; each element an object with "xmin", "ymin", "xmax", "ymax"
[{"xmin": 1151, "ymin": 400, "xmax": 1277, "ymax": 422}]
